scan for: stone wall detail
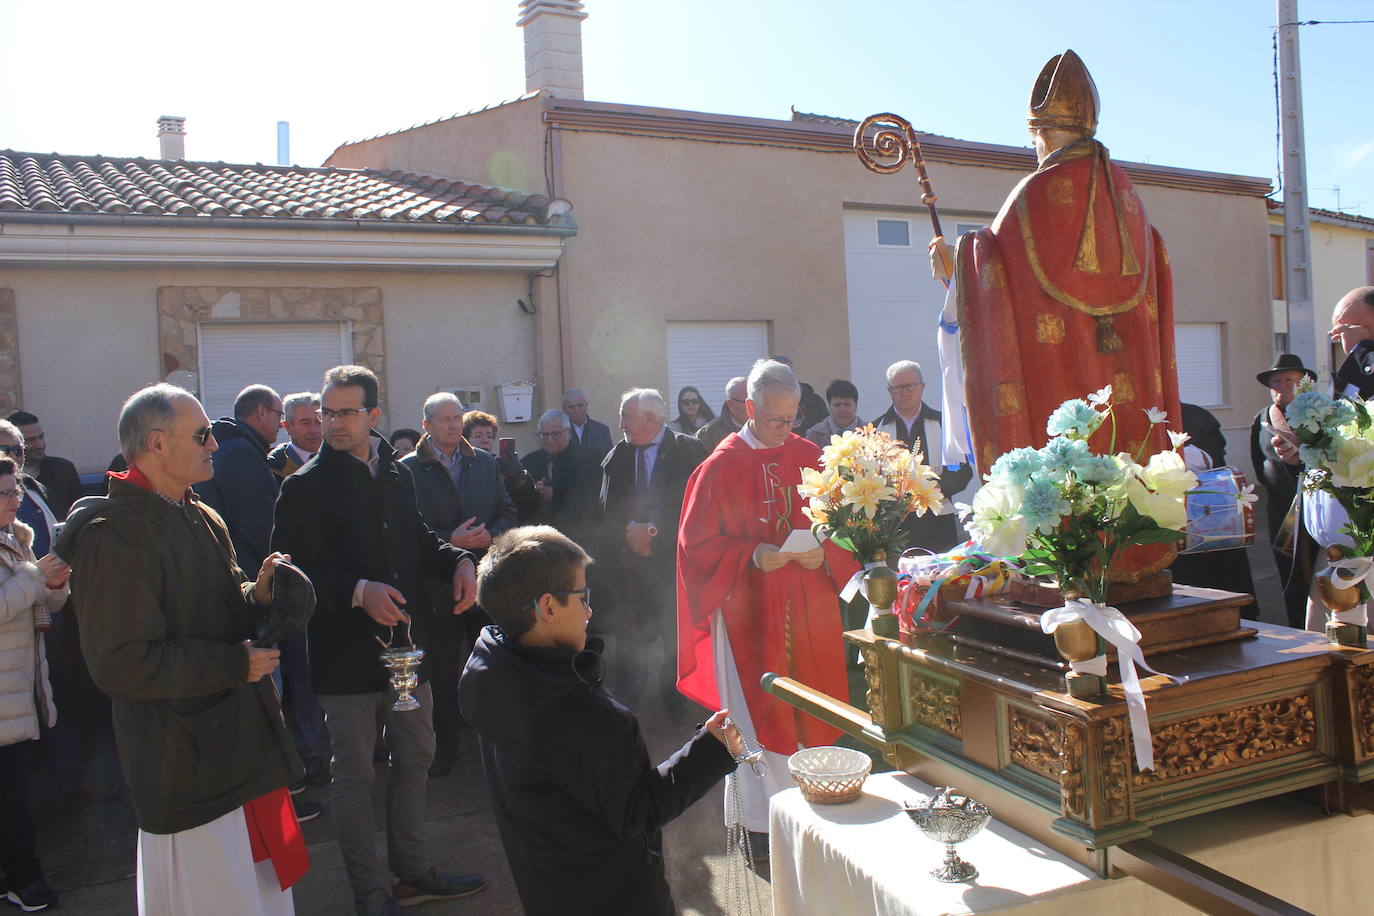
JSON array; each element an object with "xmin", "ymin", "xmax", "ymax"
[
  {"xmin": 0, "ymin": 290, "xmax": 19, "ymax": 414},
  {"xmin": 156, "ymin": 285, "xmax": 385, "ymax": 415}
]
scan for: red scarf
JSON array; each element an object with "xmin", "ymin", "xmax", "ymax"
[{"xmin": 111, "ymin": 465, "xmax": 309, "ymax": 889}]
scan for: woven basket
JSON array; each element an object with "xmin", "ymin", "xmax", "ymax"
[{"xmin": 788, "ymin": 746, "xmax": 872, "ymax": 804}]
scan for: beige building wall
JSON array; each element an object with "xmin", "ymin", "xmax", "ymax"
[{"xmin": 0, "ymin": 265, "xmax": 539, "ymax": 472}]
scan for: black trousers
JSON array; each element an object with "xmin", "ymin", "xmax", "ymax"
[
  {"xmin": 428, "ymin": 592, "xmax": 491, "ymax": 758},
  {"xmin": 0, "ymin": 740, "xmax": 41, "ymax": 888}
]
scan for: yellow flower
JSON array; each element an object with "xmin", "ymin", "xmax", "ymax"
[
  {"xmin": 821, "ymin": 432, "xmax": 862, "ymax": 468},
  {"xmin": 801, "ymin": 497, "xmax": 830, "ymax": 527},
  {"xmin": 797, "ymin": 466, "xmax": 833, "ymax": 500},
  {"xmin": 841, "ymin": 472, "xmax": 895, "ymax": 519}
]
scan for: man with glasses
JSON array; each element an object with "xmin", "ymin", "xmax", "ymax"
[
  {"xmin": 521, "ymin": 409, "xmax": 600, "ymax": 541},
  {"xmin": 271, "ymin": 365, "xmax": 485, "ymax": 915},
  {"xmin": 6, "ymin": 411, "xmax": 81, "ymax": 520},
  {"xmin": 676, "ymin": 359, "xmax": 859, "ymax": 857},
  {"xmin": 560, "ymin": 388, "xmax": 613, "ymax": 462},
  {"xmin": 597, "ymin": 389, "xmax": 705, "ymax": 715},
  {"xmin": 60, "ymin": 384, "xmax": 306, "ymax": 914},
  {"xmin": 194, "ymin": 385, "xmax": 285, "ymax": 573},
  {"xmin": 267, "ymin": 392, "xmax": 323, "ymax": 481},
  {"xmin": 874, "ymin": 360, "xmax": 972, "ymax": 553},
  {"xmin": 696, "ymin": 376, "xmax": 749, "ymax": 453}
]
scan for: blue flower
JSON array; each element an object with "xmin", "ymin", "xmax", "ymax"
[
  {"xmin": 1331, "ymin": 400, "xmax": 1358, "ymax": 429},
  {"xmin": 1297, "ymin": 443, "xmax": 1331, "ymax": 468},
  {"xmin": 1040, "ymin": 436, "xmax": 1092, "ymax": 476},
  {"xmin": 1046, "ymin": 399, "xmax": 1102, "ymax": 439},
  {"xmin": 1286, "ymin": 390, "xmax": 1334, "ymax": 433},
  {"xmin": 1022, "ymin": 477, "xmax": 1071, "ymax": 534},
  {"xmin": 988, "ymin": 447, "xmax": 1043, "ymax": 485},
  {"xmin": 1076, "ymin": 455, "xmax": 1124, "ymax": 487}
]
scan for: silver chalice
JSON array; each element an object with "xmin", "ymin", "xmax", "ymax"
[
  {"xmin": 376, "ymin": 620, "xmax": 425, "ymax": 712},
  {"xmin": 903, "ymin": 786, "xmax": 992, "ymax": 882}
]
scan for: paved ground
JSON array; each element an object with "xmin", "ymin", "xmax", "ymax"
[{"xmin": 30, "ymin": 529, "xmax": 1287, "ymax": 915}]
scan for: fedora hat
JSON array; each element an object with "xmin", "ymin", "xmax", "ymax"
[{"xmin": 1257, "ymin": 353, "xmax": 1317, "ymax": 386}]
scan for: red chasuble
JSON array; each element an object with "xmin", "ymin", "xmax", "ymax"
[
  {"xmin": 956, "ymin": 140, "xmax": 1182, "ymax": 578},
  {"xmin": 676, "ymin": 433, "xmax": 858, "ymax": 753}
]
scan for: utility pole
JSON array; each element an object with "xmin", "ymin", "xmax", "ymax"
[{"xmin": 1278, "ymin": 0, "xmax": 1317, "ymax": 369}]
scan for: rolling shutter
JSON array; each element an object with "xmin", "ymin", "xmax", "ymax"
[
  {"xmin": 198, "ymin": 321, "xmax": 352, "ymax": 424},
  {"xmin": 1173, "ymin": 323, "xmax": 1224, "ymax": 407},
  {"xmin": 665, "ymin": 322, "xmax": 769, "ymax": 411}
]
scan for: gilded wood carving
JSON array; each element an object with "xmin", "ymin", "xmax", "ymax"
[
  {"xmin": 1099, "ymin": 717, "xmax": 1131, "ymax": 823},
  {"xmin": 1059, "ymin": 723, "xmax": 1087, "ymax": 819},
  {"xmin": 1008, "ymin": 708, "xmax": 1059, "ymax": 780},
  {"xmin": 1138, "ymin": 693, "xmax": 1317, "ymax": 785},
  {"xmin": 863, "ymin": 645, "xmax": 887, "ymax": 729},
  {"xmin": 909, "ymin": 674, "xmax": 962, "ymax": 738},
  {"xmin": 1352, "ymin": 665, "xmax": 1374, "ymax": 758}
]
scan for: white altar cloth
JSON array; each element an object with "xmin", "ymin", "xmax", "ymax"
[{"xmin": 770, "ymin": 770, "xmax": 1373, "ymax": 915}]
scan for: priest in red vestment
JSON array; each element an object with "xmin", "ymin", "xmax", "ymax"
[
  {"xmin": 676, "ymin": 359, "xmax": 858, "ymax": 833},
  {"xmin": 941, "ymin": 50, "xmax": 1181, "ymax": 579}
]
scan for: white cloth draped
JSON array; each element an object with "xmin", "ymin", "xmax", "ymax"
[{"xmin": 136, "ymin": 806, "xmax": 294, "ymax": 916}]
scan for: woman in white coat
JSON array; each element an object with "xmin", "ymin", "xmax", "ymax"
[{"xmin": 0, "ymin": 456, "xmax": 70, "ymax": 912}]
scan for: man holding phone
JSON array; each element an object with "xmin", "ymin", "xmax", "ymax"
[{"xmin": 401, "ymin": 392, "xmax": 517, "ymax": 778}]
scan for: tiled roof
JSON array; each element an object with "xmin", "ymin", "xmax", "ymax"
[{"xmin": 0, "ymin": 151, "xmax": 557, "ymax": 227}]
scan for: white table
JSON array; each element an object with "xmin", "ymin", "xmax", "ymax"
[{"xmin": 770, "ymin": 770, "xmax": 1374, "ymax": 915}]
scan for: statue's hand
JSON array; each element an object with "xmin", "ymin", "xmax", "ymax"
[{"xmin": 928, "ymin": 236, "xmax": 954, "ymax": 283}]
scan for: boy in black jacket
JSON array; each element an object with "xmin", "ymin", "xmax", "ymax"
[{"xmin": 459, "ymin": 526, "xmax": 742, "ymax": 916}]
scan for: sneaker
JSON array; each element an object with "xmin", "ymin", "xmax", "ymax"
[
  {"xmin": 393, "ymin": 868, "xmax": 486, "ymax": 906},
  {"xmin": 288, "ymin": 778, "xmax": 307, "ymax": 796},
  {"xmin": 293, "ymin": 799, "xmax": 322, "ymax": 823},
  {"xmin": 354, "ymin": 886, "xmax": 405, "ymax": 916},
  {"xmin": 6, "ymin": 879, "xmax": 58, "ymax": 912}
]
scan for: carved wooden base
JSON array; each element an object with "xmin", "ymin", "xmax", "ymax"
[
  {"xmin": 763, "ymin": 613, "xmax": 1374, "ymax": 868},
  {"xmin": 1007, "ymin": 570, "xmax": 1173, "ymax": 607}
]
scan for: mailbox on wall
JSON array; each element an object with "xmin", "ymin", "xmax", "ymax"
[{"xmin": 498, "ymin": 379, "xmax": 535, "ymax": 424}]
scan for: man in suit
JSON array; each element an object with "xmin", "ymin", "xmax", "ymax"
[
  {"xmin": 696, "ymin": 376, "xmax": 748, "ymax": 453},
  {"xmin": 597, "ymin": 389, "xmax": 706, "ymax": 715},
  {"xmin": 562, "ymin": 388, "xmax": 613, "ymax": 463},
  {"xmin": 1331, "ymin": 286, "xmax": 1374, "ymax": 400},
  {"xmin": 271, "ymin": 365, "xmax": 485, "ymax": 914},
  {"xmin": 267, "ymin": 391, "xmax": 323, "ymax": 481}
]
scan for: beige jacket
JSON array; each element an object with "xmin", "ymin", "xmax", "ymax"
[{"xmin": 0, "ymin": 519, "xmax": 67, "ymax": 746}]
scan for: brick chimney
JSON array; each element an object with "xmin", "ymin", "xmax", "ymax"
[
  {"xmin": 517, "ymin": 0, "xmax": 587, "ymax": 99},
  {"xmin": 157, "ymin": 116, "xmax": 186, "ymax": 160}
]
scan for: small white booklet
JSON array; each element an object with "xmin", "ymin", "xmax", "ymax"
[{"xmin": 777, "ymin": 528, "xmax": 822, "ymax": 554}]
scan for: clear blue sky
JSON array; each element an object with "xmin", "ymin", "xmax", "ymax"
[{"xmin": 4, "ymin": 0, "xmax": 1371, "ymax": 214}]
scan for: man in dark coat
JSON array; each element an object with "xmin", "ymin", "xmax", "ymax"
[
  {"xmin": 521, "ymin": 409, "xmax": 601, "ymax": 541},
  {"xmin": 8, "ymin": 411, "xmax": 83, "ymax": 521},
  {"xmin": 271, "ymin": 365, "xmax": 485, "ymax": 914},
  {"xmin": 400, "ymin": 392, "xmax": 517, "ymax": 777},
  {"xmin": 597, "ymin": 389, "xmax": 706, "ymax": 713},
  {"xmin": 1332, "ymin": 286, "xmax": 1374, "ymax": 399},
  {"xmin": 696, "ymin": 376, "xmax": 748, "ymax": 453},
  {"xmin": 562, "ymin": 388, "xmax": 614, "ymax": 463},
  {"xmin": 193, "ymin": 384, "xmax": 283, "ymax": 570},
  {"xmin": 61, "ymin": 384, "xmax": 305, "ymax": 911},
  {"xmin": 267, "ymin": 391, "xmax": 323, "ymax": 481},
  {"xmin": 459, "ymin": 526, "xmax": 739, "ymax": 916}
]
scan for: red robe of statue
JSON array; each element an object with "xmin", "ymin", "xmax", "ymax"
[
  {"xmin": 676, "ymin": 433, "xmax": 858, "ymax": 753},
  {"xmin": 957, "ymin": 140, "xmax": 1182, "ymax": 578}
]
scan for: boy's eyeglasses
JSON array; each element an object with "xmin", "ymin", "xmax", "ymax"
[{"xmin": 527, "ymin": 588, "xmax": 592, "ymax": 610}]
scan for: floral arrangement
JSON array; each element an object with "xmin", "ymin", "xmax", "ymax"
[
  {"xmin": 1284, "ymin": 385, "xmax": 1374, "ymax": 556},
  {"xmin": 956, "ymin": 386, "xmax": 1219, "ymax": 603},
  {"xmin": 796, "ymin": 425, "xmax": 944, "ymax": 563}
]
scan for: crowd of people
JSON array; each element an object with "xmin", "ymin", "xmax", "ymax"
[{"xmin": 9, "ymin": 289, "xmax": 1374, "ymax": 913}]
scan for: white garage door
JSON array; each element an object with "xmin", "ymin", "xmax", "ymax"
[
  {"xmin": 198, "ymin": 321, "xmax": 352, "ymax": 429},
  {"xmin": 1174, "ymin": 323, "xmax": 1224, "ymax": 407},
  {"xmin": 665, "ymin": 322, "xmax": 768, "ymax": 412}
]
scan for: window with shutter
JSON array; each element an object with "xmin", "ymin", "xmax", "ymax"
[
  {"xmin": 1173, "ymin": 323, "xmax": 1224, "ymax": 407},
  {"xmin": 665, "ymin": 322, "xmax": 769, "ymax": 410},
  {"xmin": 198, "ymin": 322, "xmax": 352, "ymax": 429}
]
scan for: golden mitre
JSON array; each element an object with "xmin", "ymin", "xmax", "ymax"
[{"xmin": 1027, "ymin": 50, "xmax": 1100, "ymax": 135}]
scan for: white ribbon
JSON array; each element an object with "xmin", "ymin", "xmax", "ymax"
[
  {"xmin": 1040, "ymin": 599, "xmax": 1183, "ymax": 772},
  {"xmin": 840, "ymin": 560, "xmax": 891, "ymax": 604},
  {"xmin": 1328, "ymin": 557, "xmax": 1373, "ymax": 626}
]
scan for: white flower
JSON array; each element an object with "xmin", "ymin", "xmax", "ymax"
[
  {"xmin": 1236, "ymin": 484, "xmax": 1258, "ymax": 510},
  {"xmin": 1143, "ymin": 407, "xmax": 1168, "ymax": 425},
  {"xmin": 1138, "ymin": 449, "xmax": 1198, "ymax": 500},
  {"xmin": 959, "ymin": 483, "xmax": 1028, "ymax": 558},
  {"xmin": 1167, "ymin": 430, "xmax": 1191, "ymax": 450},
  {"xmin": 1126, "ymin": 476, "xmax": 1189, "ymax": 531},
  {"xmin": 1087, "ymin": 385, "xmax": 1113, "ymax": 408}
]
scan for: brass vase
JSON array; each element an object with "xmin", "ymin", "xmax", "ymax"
[
  {"xmin": 864, "ymin": 550, "xmax": 900, "ymax": 638},
  {"xmin": 1315, "ymin": 545, "xmax": 1369, "ymax": 647},
  {"xmin": 379, "ymin": 647, "xmax": 425, "ymax": 711}
]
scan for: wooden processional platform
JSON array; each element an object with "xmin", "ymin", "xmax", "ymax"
[{"xmin": 763, "ymin": 586, "xmax": 1374, "ymax": 891}]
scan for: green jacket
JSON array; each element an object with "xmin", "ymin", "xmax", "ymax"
[{"xmin": 60, "ymin": 477, "xmax": 302, "ymax": 834}]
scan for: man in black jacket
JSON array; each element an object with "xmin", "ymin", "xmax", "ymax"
[
  {"xmin": 561, "ymin": 388, "xmax": 614, "ymax": 462},
  {"xmin": 193, "ymin": 384, "xmax": 283, "ymax": 569},
  {"xmin": 7, "ymin": 410, "xmax": 82, "ymax": 520},
  {"xmin": 1332, "ymin": 286, "xmax": 1374, "ymax": 399},
  {"xmin": 459, "ymin": 526, "xmax": 739, "ymax": 916},
  {"xmin": 271, "ymin": 366, "xmax": 485, "ymax": 915},
  {"xmin": 521, "ymin": 409, "xmax": 600, "ymax": 541},
  {"xmin": 400, "ymin": 391, "xmax": 517, "ymax": 777},
  {"xmin": 597, "ymin": 389, "xmax": 706, "ymax": 714}
]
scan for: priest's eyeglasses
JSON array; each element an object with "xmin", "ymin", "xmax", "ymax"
[
  {"xmin": 756, "ymin": 410, "xmax": 797, "ymax": 430},
  {"xmin": 887, "ymin": 382, "xmax": 924, "ymax": 394}
]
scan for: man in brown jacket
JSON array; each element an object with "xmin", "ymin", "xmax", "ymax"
[{"xmin": 61, "ymin": 384, "xmax": 305, "ymax": 914}]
